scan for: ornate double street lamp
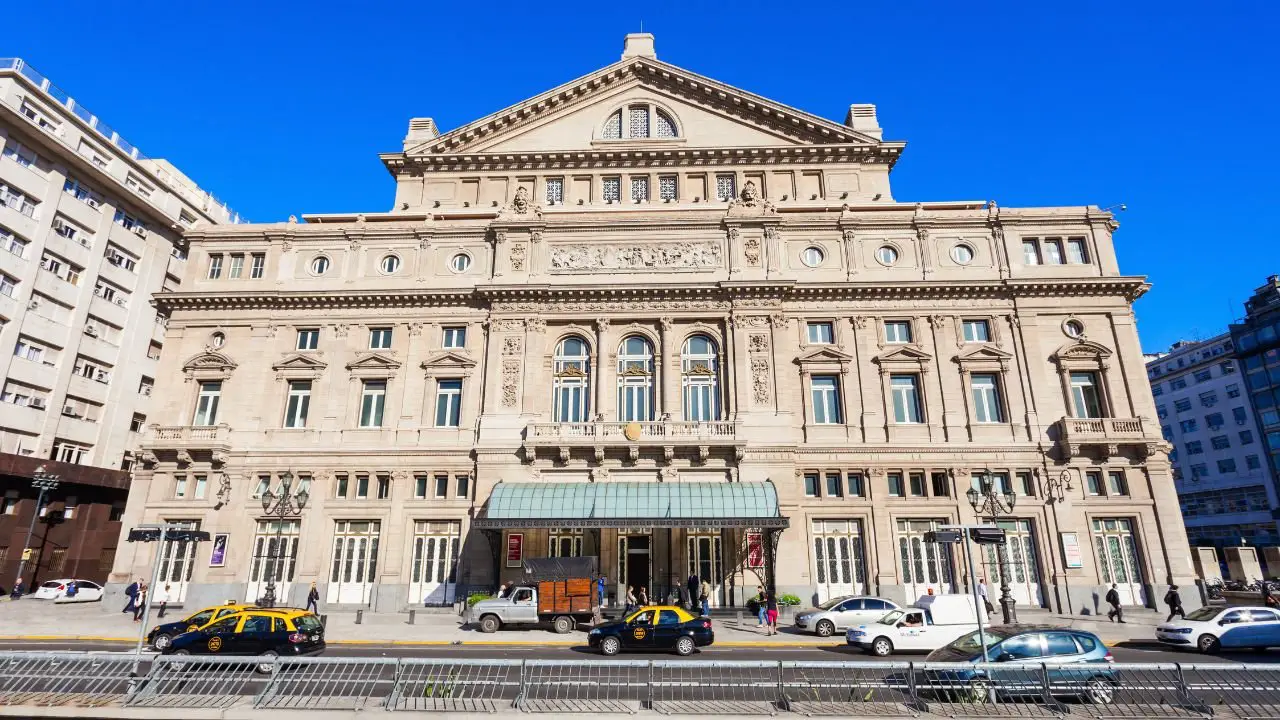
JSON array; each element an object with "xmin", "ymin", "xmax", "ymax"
[
  {"xmin": 258, "ymin": 470, "xmax": 308, "ymax": 608},
  {"xmin": 10, "ymin": 466, "xmax": 60, "ymax": 593},
  {"xmin": 966, "ymin": 471, "xmax": 1017, "ymax": 624}
]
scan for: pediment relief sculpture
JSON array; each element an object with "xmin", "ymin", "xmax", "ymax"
[
  {"xmin": 549, "ymin": 241, "xmax": 722, "ymax": 272},
  {"xmin": 272, "ymin": 353, "xmax": 329, "ymax": 373},
  {"xmin": 182, "ymin": 351, "xmax": 237, "ymax": 381},
  {"xmin": 346, "ymin": 353, "xmax": 403, "ymax": 377},
  {"xmin": 727, "ymin": 181, "xmax": 777, "ymax": 217},
  {"xmin": 421, "ymin": 351, "xmax": 479, "ymax": 376},
  {"xmin": 1051, "ymin": 339, "xmax": 1113, "ymax": 365},
  {"xmin": 873, "ymin": 345, "xmax": 934, "ymax": 365}
]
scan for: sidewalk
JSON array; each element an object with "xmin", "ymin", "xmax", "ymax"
[{"xmin": 0, "ymin": 599, "xmax": 1159, "ymax": 647}]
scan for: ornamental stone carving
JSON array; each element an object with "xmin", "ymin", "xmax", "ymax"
[
  {"xmin": 853, "ymin": 316, "xmax": 870, "ymax": 330},
  {"xmin": 732, "ymin": 315, "xmax": 770, "ymax": 329},
  {"xmin": 548, "ymin": 242, "xmax": 722, "ymax": 272},
  {"xmin": 501, "ymin": 186, "xmax": 542, "ymax": 219},
  {"xmin": 502, "ymin": 336, "xmax": 523, "ymax": 356},
  {"xmin": 509, "ymin": 242, "xmax": 526, "ymax": 271},
  {"xmin": 501, "ymin": 360, "xmax": 520, "ymax": 407},
  {"xmin": 748, "ymin": 334, "xmax": 769, "ymax": 353},
  {"xmin": 525, "ymin": 317, "xmax": 547, "ymax": 333},
  {"xmin": 743, "ymin": 236, "xmax": 761, "ymax": 266},
  {"xmin": 751, "ymin": 357, "xmax": 771, "ymax": 404},
  {"xmin": 727, "ymin": 181, "xmax": 777, "ymax": 216},
  {"xmin": 334, "ymin": 324, "xmax": 350, "ymax": 338},
  {"xmin": 660, "ymin": 317, "xmax": 674, "ymax": 334},
  {"xmin": 492, "ymin": 319, "xmax": 524, "ymax": 332}
]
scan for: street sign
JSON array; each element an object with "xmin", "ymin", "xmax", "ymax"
[
  {"xmin": 925, "ymin": 530, "xmax": 963, "ymax": 544},
  {"xmin": 969, "ymin": 527, "xmax": 1008, "ymax": 545},
  {"xmin": 21, "ymin": 548, "xmax": 31, "ymax": 561}
]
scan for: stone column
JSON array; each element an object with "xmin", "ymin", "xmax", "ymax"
[
  {"xmin": 855, "ymin": 317, "xmax": 887, "ymax": 443},
  {"xmin": 660, "ymin": 317, "xmax": 679, "ymax": 418},
  {"xmin": 595, "ymin": 319, "xmax": 611, "ymax": 420}
]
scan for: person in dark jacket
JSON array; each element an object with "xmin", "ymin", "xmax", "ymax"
[
  {"xmin": 686, "ymin": 574, "xmax": 700, "ymax": 612},
  {"xmin": 1164, "ymin": 584, "xmax": 1184, "ymax": 621},
  {"xmin": 306, "ymin": 582, "xmax": 320, "ymax": 612},
  {"xmin": 1105, "ymin": 584, "xmax": 1125, "ymax": 623},
  {"xmin": 765, "ymin": 591, "xmax": 779, "ymax": 635}
]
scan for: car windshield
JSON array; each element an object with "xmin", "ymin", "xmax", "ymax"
[
  {"xmin": 41, "ymin": 581, "xmax": 62, "ymax": 588},
  {"xmin": 186, "ymin": 610, "xmax": 214, "ymax": 626},
  {"xmin": 947, "ymin": 628, "xmax": 1013, "ymax": 652},
  {"xmin": 1184, "ymin": 606, "xmax": 1222, "ymax": 622},
  {"xmin": 294, "ymin": 616, "xmax": 322, "ymax": 632},
  {"xmin": 878, "ymin": 610, "xmax": 904, "ymax": 625},
  {"xmin": 817, "ymin": 597, "xmax": 848, "ymax": 611}
]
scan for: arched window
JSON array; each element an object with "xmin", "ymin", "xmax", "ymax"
[
  {"xmin": 602, "ymin": 111, "xmax": 622, "ymax": 140},
  {"xmin": 617, "ymin": 335, "xmax": 655, "ymax": 422},
  {"xmin": 682, "ymin": 335, "xmax": 720, "ymax": 422},
  {"xmin": 655, "ymin": 109, "xmax": 678, "ymax": 138},
  {"xmin": 601, "ymin": 105, "xmax": 679, "ymax": 140},
  {"xmin": 553, "ymin": 336, "xmax": 591, "ymax": 423}
]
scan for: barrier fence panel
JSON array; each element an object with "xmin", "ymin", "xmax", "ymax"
[
  {"xmin": 127, "ymin": 655, "xmax": 265, "ymax": 709},
  {"xmin": 389, "ymin": 658, "xmax": 522, "ymax": 713},
  {"xmin": 1183, "ymin": 663, "xmax": 1280, "ymax": 720},
  {"xmin": 0, "ymin": 652, "xmax": 137, "ymax": 708},
  {"xmin": 650, "ymin": 659, "xmax": 779, "ymax": 715},
  {"xmin": 780, "ymin": 661, "xmax": 917, "ymax": 717},
  {"xmin": 255, "ymin": 655, "xmax": 396, "ymax": 710},
  {"xmin": 519, "ymin": 659, "xmax": 648, "ymax": 713}
]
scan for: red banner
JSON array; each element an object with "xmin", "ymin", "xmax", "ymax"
[
  {"xmin": 746, "ymin": 531, "xmax": 764, "ymax": 568},
  {"xmin": 506, "ymin": 532, "xmax": 524, "ymax": 567}
]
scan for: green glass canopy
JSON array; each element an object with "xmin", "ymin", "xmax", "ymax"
[{"xmin": 472, "ymin": 481, "xmax": 787, "ymax": 529}]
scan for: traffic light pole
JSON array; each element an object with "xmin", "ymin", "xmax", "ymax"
[{"xmin": 959, "ymin": 530, "xmax": 989, "ymax": 662}]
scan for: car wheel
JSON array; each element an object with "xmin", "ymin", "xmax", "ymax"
[
  {"xmin": 871, "ymin": 637, "xmax": 894, "ymax": 657},
  {"xmin": 479, "ymin": 615, "xmax": 500, "ymax": 634},
  {"xmin": 816, "ymin": 620, "xmax": 835, "ymax": 637},
  {"xmin": 151, "ymin": 633, "xmax": 173, "ymax": 651},
  {"xmin": 256, "ymin": 650, "xmax": 279, "ymax": 675},
  {"xmin": 1197, "ymin": 634, "xmax": 1220, "ymax": 653},
  {"xmin": 552, "ymin": 616, "xmax": 574, "ymax": 634},
  {"xmin": 600, "ymin": 636, "xmax": 622, "ymax": 656},
  {"xmin": 1084, "ymin": 677, "xmax": 1115, "ymax": 705},
  {"xmin": 675, "ymin": 636, "xmax": 695, "ymax": 656}
]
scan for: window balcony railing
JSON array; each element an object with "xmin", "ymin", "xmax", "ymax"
[
  {"xmin": 140, "ymin": 423, "xmax": 232, "ymax": 466},
  {"xmin": 1057, "ymin": 416, "xmax": 1161, "ymax": 459},
  {"xmin": 527, "ymin": 420, "xmax": 739, "ymax": 444}
]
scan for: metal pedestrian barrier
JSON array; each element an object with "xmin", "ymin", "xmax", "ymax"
[{"xmin": 3, "ymin": 652, "xmax": 1280, "ymax": 715}]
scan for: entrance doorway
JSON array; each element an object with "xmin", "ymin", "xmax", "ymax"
[
  {"xmin": 1092, "ymin": 517, "xmax": 1146, "ymax": 606},
  {"xmin": 619, "ymin": 534, "xmax": 651, "ymax": 599},
  {"xmin": 408, "ymin": 520, "xmax": 460, "ymax": 607},
  {"xmin": 327, "ymin": 520, "xmax": 380, "ymax": 605},
  {"xmin": 687, "ymin": 530, "xmax": 723, "ymax": 608},
  {"xmin": 980, "ymin": 519, "xmax": 1043, "ymax": 608},
  {"xmin": 896, "ymin": 519, "xmax": 956, "ymax": 600}
]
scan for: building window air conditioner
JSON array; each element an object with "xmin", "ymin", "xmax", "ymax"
[
  {"xmin": 29, "ymin": 398, "xmax": 45, "ymax": 409},
  {"xmin": 84, "ymin": 325, "xmax": 98, "ymax": 337},
  {"xmin": 62, "ymin": 405, "xmax": 80, "ymax": 418},
  {"xmin": 95, "ymin": 370, "xmax": 109, "ymax": 383},
  {"xmin": 132, "ymin": 225, "xmax": 147, "ymax": 237}
]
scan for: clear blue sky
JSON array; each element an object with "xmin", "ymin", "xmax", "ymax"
[{"xmin": 10, "ymin": 1, "xmax": 1277, "ymax": 352}]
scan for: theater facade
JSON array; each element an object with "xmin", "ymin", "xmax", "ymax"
[{"xmin": 110, "ymin": 34, "xmax": 1195, "ymax": 615}]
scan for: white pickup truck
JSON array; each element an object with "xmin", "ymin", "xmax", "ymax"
[{"xmin": 846, "ymin": 594, "xmax": 986, "ymax": 657}]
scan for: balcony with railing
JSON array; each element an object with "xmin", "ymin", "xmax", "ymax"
[
  {"xmin": 524, "ymin": 419, "xmax": 743, "ymax": 463},
  {"xmin": 1057, "ymin": 416, "xmax": 1162, "ymax": 458},
  {"xmin": 139, "ymin": 424, "xmax": 232, "ymax": 465}
]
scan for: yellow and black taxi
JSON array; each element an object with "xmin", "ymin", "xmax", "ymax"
[
  {"xmin": 162, "ymin": 608, "xmax": 325, "ymax": 671},
  {"xmin": 588, "ymin": 605, "xmax": 713, "ymax": 656},
  {"xmin": 147, "ymin": 602, "xmax": 257, "ymax": 651}
]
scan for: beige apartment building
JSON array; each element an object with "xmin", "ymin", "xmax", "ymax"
[{"xmin": 112, "ymin": 35, "xmax": 1194, "ymax": 616}]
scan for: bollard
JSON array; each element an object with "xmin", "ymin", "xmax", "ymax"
[
  {"xmin": 737, "ymin": 611, "xmax": 744, "ymax": 625},
  {"xmin": 355, "ymin": 609, "xmax": 363, "ymax": 625},
  {"xmin": 408, "ymin": 609, "xmax": 416, "ymax": 625},
  {"xmin": 320, "ymin": 614, "xmax": 328, "ymax": 627}
]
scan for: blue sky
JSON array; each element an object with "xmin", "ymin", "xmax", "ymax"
[{"xmin": 10, "ymin": 1, "xmax": 1277, "ymax": 352}]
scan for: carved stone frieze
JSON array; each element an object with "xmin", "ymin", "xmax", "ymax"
[
  {"xmin": 525, "ymin": 317, "xmax": 547, "ymax": 333},
  {"xmin": 501, "ymin": 360, "xmax": 520, "ymax": 407},
  {"xmin": 751, "ymin": 357, "xmax": 772, "ymax": 404},
  {"xmin": 743, "ymin": 236, "xmax": 761, "ymax": 266},
  {"xmin": 748, "ymin": 334, "xmax": 769, "ymax": 353},
  {"xmin": 502, "ymin": 336, "xmax": 523, "ymax": 356},
  {"xmin": 492, "ymin": 319, "xmax": 524, "ymax": 332},
  {"xmin": 509, "ymin": 242, "xmax": 526, "ymax": 271},
  {"xmin": 549, "ymin": 242, "xmax": 722, "ymax": 272},
  {"xmin": 726, "ymin": 181, "xmax": 777, "ymax": 216}
]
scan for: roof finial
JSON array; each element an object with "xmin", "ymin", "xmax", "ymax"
[{"xmin": 622, "ymin": 32, "xmax": 656, "ymax": 60}]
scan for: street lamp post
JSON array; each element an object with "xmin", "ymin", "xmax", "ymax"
[
  {"xmin": 967, "ymin": 471, "xmax": 1018, "ymax": 624},
  {"xmin": 258, "ymin": 470, "xmax": 308, "ymax": 608},
  {"xmin": 10, "ymin": 467, "xmax": 60, "ymax": 595}
]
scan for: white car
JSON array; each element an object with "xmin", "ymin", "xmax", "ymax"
[
  {"xmin": 33, "ymin": 579, "xmax": 104, "ymax": 602},
  {"xmin": 1156, "ymin": 605, "xmax": 1280, "ymax": 653},
  {"xmin": 794, "ymin": 596, "xmax": 900, "ymax": 637}
]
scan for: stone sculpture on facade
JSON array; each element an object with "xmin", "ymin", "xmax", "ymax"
[{"xmin": 549, "ymin": 242, "xmax": 722, "ymax": 271}]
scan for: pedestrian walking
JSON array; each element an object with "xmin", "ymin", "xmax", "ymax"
[
  {"xmin": 1105, "ymin": 583, "xmax": 1125, "ymax": 623},
  {"xmin": 637, "ymin": 586, "xmax": 649, "ymax": 607},
  {"xmin": 1164, "ymin": 584, "xmax": 1185, "ymax": 621},
  {"xmin": 133, "ymin": 583, "xmax": 148, "ymax": 622},
  {"xmin": 626, "ymin": 586, "xmax": 638, "ymax": 613},
  {"xmin": 749, "ymin": 586, "xmax": 766, "ymax": 627},
  {"xmin": 686, "ymin": 573, "xmax": 700, "ymax": 612},
  {"xmin": 596, "ymin": 575, "xmax": 607, "ymax": 608},
  {"xmin": 155, "ymin": 584, "xmax": 170, "ymax": 618},
  {"xmin": 10, "ymin": 579, "xmax": 25, "ymax": 600},
  {"xmin": 765, "ymin": 591, "xmax": 779, "ymax": 636},
  {"xmin": 122, "ymin": 578, "xmax": 139, "ymax": 613},
  {"xmin": 306, "ymin": 582, "xmax": 319, "ymax": 612},
  {"xmin": 977, "ymin": 578, "xmax": 993, "ymax": 614},
  {"xmin": 700, "ymin": 579, "xmax": 711, "ymax": 617}
]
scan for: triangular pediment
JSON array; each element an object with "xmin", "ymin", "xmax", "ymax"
[
  {"xmin": 795, "ymin": 347, "xmax": 855, "ymax": 364},
  {"xmin": 401, "ymin": 57, "xmax": 892, "ymax": 158},
  {"xmin": 1052, "ymin": 340, "xmax": 1113, "ymax": 363},
  {"xmin": 953, "ymin": 345, "xmax": 1014, "ymax": 364},
  {"xmin": 874, "ymin": 345, "xmax": 934, "ymax": 364},
  {"xmin": 272, "ymin": 353, "xmax": 328, "ymax": 372},
  {"xmin": 346, "ymin": 352, "xmax": 402, "ymax": 371},
  {"xmin": 420, "ymin": 351, "xmax": 478, "ymax": 370},
  {"xmin": 182, "ymin": 351, "xmax": 236, "ymax": 372}
]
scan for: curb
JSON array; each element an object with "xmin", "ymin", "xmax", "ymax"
[{"xmin": 0, "ymin": 635, "xmax": 1133, "ymax": 648}]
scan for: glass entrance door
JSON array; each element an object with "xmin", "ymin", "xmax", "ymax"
[
  {"xmin": 687, "ymin": 529, "xmax": 723, "ymax": 607},
  {"xmin": 157, "ymin": 520, "xmax": 200, "ymax": 602},
  {"xmin": 980, "ymin": 519, "xmax": 1042, "ymax": 608},
  {"xmin": 246, "ymin": 520, "xmax": 300, "ymax": 603},
  {"xmin": 896, "ymin": 519, "xmax": 956, "ymax": 600},
  {"xmin": 1093, "ymin": 518, "xmax": 1146, "ymax": 606},
  {"xmin": 409, "ymin": 521, "xmax": 460, "ymax": 606},
  {"xmin": 328, "ymin": 520, "xmax": 380, "ymax": 605},
  {"xmin": 618, "ymin": 533, "xmax": 652, "ymax": 600},
  {"xmin": 812, "ymin": 519, "xmax": 867, "ymax": 603}
]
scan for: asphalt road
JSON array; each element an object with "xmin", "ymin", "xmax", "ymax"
[{"xmin": 0, "ymin": 638, "xmax": 1276, "ymax": 663}]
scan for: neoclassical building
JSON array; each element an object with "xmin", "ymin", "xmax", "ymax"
[{"xmin": 111, "ymin": 34, "xmax": 1195, "ymax": 615}]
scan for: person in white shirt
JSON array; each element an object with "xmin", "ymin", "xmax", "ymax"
[
  {"xmin": 154, "ymin": 583, "xmax": 171, "ymax": 619},
  {"xmin": 977, "ymin": 578, "xmax": 992, "ymax": 614}
]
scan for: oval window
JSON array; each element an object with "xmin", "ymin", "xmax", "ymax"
[
  {"xmin": 311, "ymin": 256, "xmax": 330, "ymax": 275},
  {"xmin": 1064, "ymin": 319, "xmax": 1085, "ymax": 338},
  {"xmin": 876, "ymin": 246, "xmax": 899, "ymax": 266},
  {"xmin": 450, "ymin": 253, "xmax": 471, "ymax": 273},
  {"xmin": 952, "ymin": 244, "xmax": 975, "ymax": 264},
  {"xmin": 381, "ymin": 255, "xmax": 400, "ymax": 274},
  {"xmin": 801, "ymin": 246, "xmax": 825, "ymax": 268},
  {"xmin": 210, "ymin": 331, "xmax": 225, "ymax": 349}
]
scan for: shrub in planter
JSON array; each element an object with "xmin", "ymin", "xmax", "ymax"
[{"xmin": 778, "ymin": 593, "xmax": 802, "ymax": 607}]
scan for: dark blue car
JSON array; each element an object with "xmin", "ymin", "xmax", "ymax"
[{"xmin": 921, "ymin": 624, "xmax": 1117, "ymax": 704}]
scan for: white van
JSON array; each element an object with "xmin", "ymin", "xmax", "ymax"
[{"xmin": 846, "ymin": 594, "xmax": 986, "ymax": 657}]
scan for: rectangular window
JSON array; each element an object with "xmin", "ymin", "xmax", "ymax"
[
  {"xmin": 970, "ymin": 373, "xmax": 1004, "ymax": 423},
  {"xmin": 435, "ymin": 379, "xmax": 462, "ymax": 427},
  {"xmin": 1152, "ymin": 385, "xmax": 1164, "ymax": 396},
  {"xmin": 335, "ymin": 474, "xmax": 349, "ymax": 498},
  {"xmin": 1022, "ymin": 240, "xmax": 1041, "ymax": 265},
  {"xmin": 360, "ymin": 380, "xmax": 386, "ymax": 427},
  {"xmin": 457, "ymin": 474, "xmax": 470, "ymax": 498},
  {"xmin": 1175, "ymin": 398, "xmax": 1192, "ymax": 413},
  {"xmin": 63, "ymin": 178, "xmax": 103, "ymax": 208},
  {"xmin": 1247, "ymin": 455, "xmax": 1262, "ymax": 470},
  {"xmin": 2, "ymin": 228, "xmax": 29, "ymax": 258},
  {"xmin": 1069, "ymin": 372, "xmax": 1103, "ymax": 419},
  {"xmin": 715, "ymin": 174, "xmax": 737, "ymax": 202},
  {"xmin": 1085, "ymin": 471, "xmax": 1103, "ymax": 496},
  {"xmin": 1211, "ymin": 435, "xmax": 1231, "ymax": 450},
  {"xmin": 174, "ymin": 475, "xmax": 187, "ymax": 498},
  {"xmin": 442, "ymin": 326, "xmax": 466, "ymax": 349},
  {"xmin": 1221, "ymin": 361, "xmax": 1236, "ymax": 375},
  {"xmin": 1180, "ymin": 419, "xmax": 1199, "ymax": 433},
  {"xmin": 369, "ymin": 327, "xmax": 393, "ymax": 350},
  {"xmin": 909, "ymin": 473, "xmax": 926, "ymax": 497},
  {"xmin": 1107, "ymin": 471, "xmax": 1129, "ymax": 496},
  {"xmin": 887, "ymin": 473, "xmax": 905, "ymax": 497},
  {"xmin": 53, "ymin": 442, "xmax": 88, "ymax": 464},
  {"xmin": 435, "ymin": 474, "xmax": 449, "ymax": 499},
  {"xmin": 207, "ymin": 254, "xmax": 223, "ymax": 279},
  {"xmin": 545, "ymin": 177, "xmax": 564, "ymax": 205},
  {"xmin": 804, "ymin": 473, "xmax": 819, "ymax": 497},
  {"xmin": 962, "ymin": 320, "xmax": 990, "ymax": 343},
  {"xmin": 825, "ymin": 472, "xmax": 843, "ymax": 498},
  {"xmin": 1185, "ymin": 440, "xmax": 1204, "ymax": 455},
  {"xmin": 847, "ymin": 473, "xmax": 864, "ymax": 497},
  {"xmin": 1017, "ymin": 472, "xmax": 1036, "ymax": 497},
  {"xmin": 630, "ymin": 176, "xmax": 649, "ymax": 202},
  {"xmin": 0, "ymin": 272, "xmax": 16, "ymax": 298},
  {"xmin": 658, "ymin": 175, "xmax": 678, "ymax": 201},
  {"xmin": 1194, "ymin": 369, "xmax": 1213, "ymax": 383},
  {"xmin": 130, "ymin": 413, "xmax": 146, "ymax": 432},
  {"xmin": 113, "ymin": 209, "xmax": 146, "ymax": 234},
  {"xmin": 1218, "ymin": 459, "xmax": 1237, "ymax": 474},
  {"xmin": 1, "ymin": 182, "xmax": 38, "ymax": 217},
  {"xmin": 1170, "ymin": 377, "xmax": 1187, "ymax": 390},
  {"xmin": 194, "ymin": 475, "xmax": 208, "ymax": 500},
  {"xmin": 1241, "ymin": 430, "xmax": 1255, "ymax": 445},
  {"xmin": 1206, "ymin": 412, "xmax": 1224, "ymax": 428},
  {"xmin": 1234, "ymin": 406, "xmax": 1248, "ymax": 425},
  {"xmin": 811, "ymin": 375, "xmax": 842, "ymax": 424},
  {"xmin": 1043, "ymin": 238, "xmax": 1064, "ymax": 264},
  {"xmin": 228, "ymin": 254, "xmax": 244, "ymax": 279},
  {"xmin": 3, "ymin": 139, "xmax": 38, "ymax": 168},
  {"xmin": 356, "ymin": 475, "xmax": 369, "ymax": 499},
  {"xmin": 806, "ymin": 322, "xmax": 834, "ymax": 344},
  {"xmin": 884, "ymin": 321, "xmax": 912, "ymax": 344},
  {"xmin": 1066, "ymin": 238, "xmax": 1088, "ymax": 264},
  {"xmin": 297, "ymin": 329, "xmax": 319, "ymax": 351},
  {"xmin": 414, "ymin": 475, "xmax": 428, "ymax": 498},
  {"xmin": 377, "ymin": 475, "xmax": 390, "ymax": 500},
  {"xmin": 193, "ymin": 381, "xmax": 221, "ymax": 426},
  {"xmin": 890, "ymin": 374, "xmax": 923, "ymax": 423},
  {"xmin": 602, "ymin": 176, "xmax": 621, "ymax": 203},
  {"xmin": 284, "ymin": 380, "xmax": 311, "ymax": 428},
  {"xmin": 931, "ymin": 472, "xmax": 950, "ymax": 497},
  {"xmin": 250, "ymin": 254, "xmax": 265, "ymax": 279}
]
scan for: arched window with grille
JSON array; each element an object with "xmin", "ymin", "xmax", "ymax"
[
  {"xmin": 682, "ymin": 334, "xmax": 720, "ymax": 421},
  {"xmin": 600, "ymin": 105, "xmax": 679, "ymax": 140},
  {"xmin": 553, "ymin": 336, "xmax": 592, "ymax": 422},
  {"xmin": 602, "ymin": 111, "xmax": 622, "ymax": 139},
  {"xmin": 617, "ymin": 335, "xmax": 655, "ymax": 421}
]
